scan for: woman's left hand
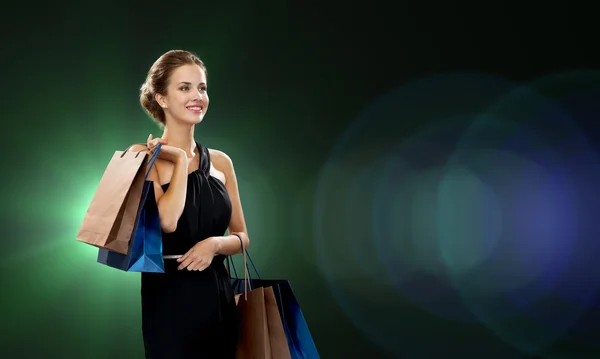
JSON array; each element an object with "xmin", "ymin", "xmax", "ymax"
[{"xmin": 177, "ymin": 237, "xmax": 218, "ymax": 271}]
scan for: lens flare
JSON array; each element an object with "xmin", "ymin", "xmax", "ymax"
[{"xmin": 314, "ymin": 73, "xmax": 528, "ymax": 358}]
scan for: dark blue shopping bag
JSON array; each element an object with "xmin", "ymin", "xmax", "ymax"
[
  {"xmin": 229, "ymin": 252, "xmax": 320, "ymax": 359},
  {"xmin": 97, "ymin": 145, "xmax": 165, "ymax": 273}
]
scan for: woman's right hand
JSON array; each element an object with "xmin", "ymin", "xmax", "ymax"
[
  {"xmin": 147, "ymin": 134, "xmax": 187, "ymax": 163},
  {"xmin": 147, "ymin": 133, "xmax": 167, "ymax": 149}
]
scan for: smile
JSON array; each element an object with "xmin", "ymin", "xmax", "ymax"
[{"xmin": 186, "ymin": 106, "xmax": 203, "ymax": 113}]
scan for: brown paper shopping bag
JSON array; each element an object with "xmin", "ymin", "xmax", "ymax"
[
  {"xmin": 235, "ymin": 286, "xmax": 271, "ymax": 359},
  {"xmin": 231, "ymin": 244, "xmax": 291, "ymax": 359},
  {"xmin": 264, "ymin": 286, "xmax": 291, "ymax": 359},
  {"xmin": 76, "ymin": 145, "xmax": 152, "ymax": 254}
]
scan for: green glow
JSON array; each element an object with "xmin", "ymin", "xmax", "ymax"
[{"xmin": 4, "ymin": 53, "xmax": 284, "ymax": 357}]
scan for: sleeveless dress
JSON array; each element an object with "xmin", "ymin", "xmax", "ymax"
[{"xmin": 141, "ymin": 142, "xmax": 239, "ymax": 359}]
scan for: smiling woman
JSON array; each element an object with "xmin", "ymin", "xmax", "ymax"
[
  {"xmin": 125, "ymin": 50, "xmax": 251, "ymax": 358},
  {"xmin": 140, "ymin": 56, "xmax": 209, "ymax": 128}
]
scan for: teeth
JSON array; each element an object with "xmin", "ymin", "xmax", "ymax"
[{"xmin": 187, "ymin": 107, "xmax": 202, "ymax": 110}]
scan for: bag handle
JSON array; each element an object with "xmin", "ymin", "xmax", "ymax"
[
  {"xmin": 144, "ymin": 144, "xmax": 161, "ymax": 180},
  {"xmin": 228, "ymin": 235, "xmax": 250, "ymax": 301},
  {"xmin": 226, "ymin": 235, "xmax": 261, "ymax": 299},
  {"xmin": 121, "ymin": 142, "xmax": 161, "ymax": 154},
  {"xmin": 120, "ymin": 143, "xmax": 162, "ymax": 182}
]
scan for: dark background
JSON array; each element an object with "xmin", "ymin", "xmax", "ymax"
[{"xmin": 1, "ymin": 1, "xmax": 599, "ymax": 358}]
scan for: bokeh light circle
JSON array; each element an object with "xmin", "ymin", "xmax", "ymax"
[
  {"xmin": 372, "ymin": 118, "xmax": 498, "ymax": 323},
  {"xmin": 439, "ymin": 70, "xmax": 600, "ymax": 357},
  {"xmin": 313, "ymin": 73, "xmax": 531, "ymax": 358},
  {"xmin": 435, "ymin": 165, "xmax": 504, "ymax": 278}
]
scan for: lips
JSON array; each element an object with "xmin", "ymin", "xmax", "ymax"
[{"xmin": 186, "ymin": 105, "xmax": 203, "ymax": 115}]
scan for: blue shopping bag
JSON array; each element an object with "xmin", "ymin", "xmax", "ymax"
[
  {"xmin": 229, "ymin": 252, "xmax": 320, "ymax": 359},
  {"xmin": 96, "ymin": 145, "xmax": 165, "ymax": 273}
]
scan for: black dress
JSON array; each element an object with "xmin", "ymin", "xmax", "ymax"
[{"xmin": 141, "ymin": 142, "xmax": 239, "ymax": 359}]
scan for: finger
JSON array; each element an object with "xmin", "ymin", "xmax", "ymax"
[
  {"xmin": 193, "ymin": 259, "xmax": 210, "ymax": 272},
  {"xmin": 147, "ymin": 142, "xmax": 159, "ymax": 153},
  {"xmin": 187, "ymin": 261, "xmax": 198, "ymax": 271},
  {"xmin": 148, "ymin": 137, "xmax": 159, "ymax": 150},
  {"xmin": 177, "ymin": 251, "xmax": 190, "ymax": 263},
  {"xmin": 190, "ymin": 259, "xmax": 207, "ymax": 271},
  {"xmin": 179, "ymin": 258, "xmax": 193, "ymax": 270},
  {"xmin": 147, "ymin": 134, "xmax": 153, "ymax": 144},
  {"xmin": 189, "ymin": 258, "xmax": 205, "ymax": 271},
  {"xmin": 196, "ymin": 263, "xmax": 208, "ymax": 271},
  {"xmin": 178, "ymin": 256, "xmax": 195, "ymax": 270}
]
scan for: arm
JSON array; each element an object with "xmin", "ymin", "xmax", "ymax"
[
  {"xmin": 211, "ymin": 150, "xmax": 250, "ymax": 255},
  {"xmin": 129, "ymin": 144, "xmax": 188, "ymax": 233},
  {"xmin": 155, "ymin": 155, "xmax": 188, "ymax": 233},
  {"xmin": 176, "ymin": 150, "xmax": 250, "ymax": 271}
]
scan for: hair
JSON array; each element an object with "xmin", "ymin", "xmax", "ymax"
[{"xmin": 140, "ymin": 50, "xmax": 207, "ymax": 126}]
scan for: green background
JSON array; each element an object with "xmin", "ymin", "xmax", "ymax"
[{"xmin": 2, "ymin": 2, "xmax": 599, "ymax": 358}]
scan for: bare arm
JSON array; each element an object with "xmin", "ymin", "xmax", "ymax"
[
  {"xmin": 175, "ymin": 149, "xmax": 252, "ymax": 271},
  {"xmin": 210, "ymin": 150, "xmax": 250, "ymax": 255},
  {"xmin": 129, "ymin": 144, "xmax": 188, "ymax": 233}
]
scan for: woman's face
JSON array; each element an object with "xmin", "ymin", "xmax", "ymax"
[{"xmin": 158, "ymin": 64, "xmax": 209, "ymax": 126}]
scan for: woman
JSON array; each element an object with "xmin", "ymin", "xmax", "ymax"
[{"xmin": 130, "ymin": 49, "xmax": 249, "ymax": 358}]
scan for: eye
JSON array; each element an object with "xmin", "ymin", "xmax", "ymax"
[
  {"xmin": 180, "ymin": 86, "xmax": 189, "ymax": 91},
  {"xmin": 199, "ymin": 86, "xmax": 207, "ymax": 92}
]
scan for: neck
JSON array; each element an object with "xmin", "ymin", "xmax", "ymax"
[{"xmin": 161, "ymin": 122, "xmax": 197, "ymax": 158}]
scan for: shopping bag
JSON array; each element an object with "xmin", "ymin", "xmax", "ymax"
[
  {"xmin": 235, "ymin": 286, "xmax": 271, "ymax": 359},
  {"xmin": 264, "ymin": 286, "xmax": 291, "ymax": 359},
  {"xmin": 232, "ymin": 278, "xmax": 318, "ymax": 359},
  {"xmin": 229, "ymin": 247, "xmax": 317, "ymax": 358},
  {"xmin": 76, "ymin": 144, "xmax": 150, "ymax": 254},
  {"xmin": 270, "ymin": 279, "xmax": 319, "ymax": 359},
  {"xmin": 96, "ymin": 145, "xmax": 165, "ymax": 273}
]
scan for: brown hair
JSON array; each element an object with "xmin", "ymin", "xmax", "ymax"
[{"xmin": 140, "ymin": 50, "xmax": 207, "ymax": 126}]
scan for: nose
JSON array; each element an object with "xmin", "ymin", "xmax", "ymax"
[{"xmin": 193, "ymin": 88, "xmax": 204, "ymax": 101}]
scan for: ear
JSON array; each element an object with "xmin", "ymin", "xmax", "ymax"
[{"xmin": 155, "ymin": 93, "xmax": 168, "ymax": 109}]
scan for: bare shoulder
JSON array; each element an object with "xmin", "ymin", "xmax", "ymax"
[{"xmin": 208, "ymin": 148, "xmax": 234, "ymax": 172}]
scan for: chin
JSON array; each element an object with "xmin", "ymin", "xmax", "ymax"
[{"xmin": 183, "ymin": 115, "xmax": 204, "ymax": 125}]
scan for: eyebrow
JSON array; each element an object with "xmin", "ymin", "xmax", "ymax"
[{"xmin": 178, "ymin": 82, "xmax": 206, "ymax": 86}]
